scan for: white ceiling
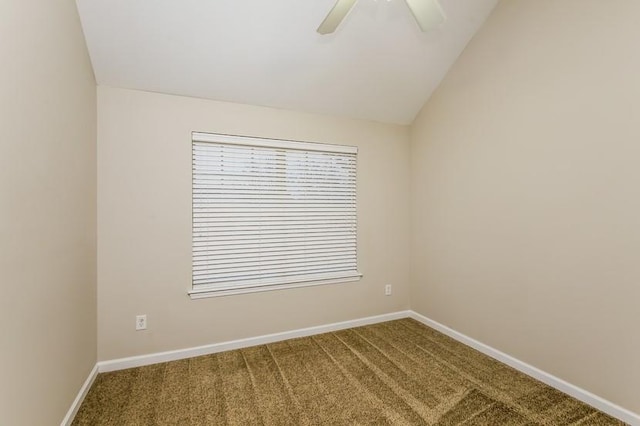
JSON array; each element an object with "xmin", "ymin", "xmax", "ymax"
[{"xmin": 76, "ymin": 0, "xmax": 498, "ymax": 125}]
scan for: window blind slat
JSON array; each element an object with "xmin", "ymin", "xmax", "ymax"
[
  {"xmin": 193, "ymin": 231, "xmax": 354, "ymax": 243},
  {"xmin": 193, "ymin": 179, "xmax": 356, "ymax": 187},
  {"xmin": 192, "ymin": 239, "xmax": 355, "ymax": 252},
  {"xmin": 193, "ymin": 265, "xmax": 356, "ymax": 285},
  {"xmin": 193, "ymin": 209, "xmax": 356, "ymax": 215},
  {"xmin": 193, "ymin": 260, "xmax": 356, "ymax": 278},
  {"xmin": 193, "ymin": 217, "xmax": 355, "ymax": 225},
  {"xmin": 193, "ymin": 164, "xmax": 355, "ymax": 177},
  {"xmin": 194, "ymin": 227, "xmax": 354, "ymax": 237},
  {"xmin": 193, "ymin": 253, "xmax": 356, "ymax": 270},
  {"xmin": 193, "ymin": 247, "xmax": 355, "ymax": 263},
  {"xmin": 192, "ymin": 134, "xmax": 357, "ymax": 154},
  {"xmin": 192, "ymin": 156, "xmax": 356, "ymax": 169},
  {"xmin": 193, "ymin": 271, "xmax": 360, "ymax": 294},
  {"xmin": 193, "ymin": 191, "xmax": 355, "ymax": 198}
]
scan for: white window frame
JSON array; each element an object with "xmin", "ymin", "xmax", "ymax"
[{"xmin": 189, "ymin": 132, "xmax": 362, "ymax": 299}]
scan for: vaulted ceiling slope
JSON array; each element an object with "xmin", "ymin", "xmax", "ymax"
[{"xmin": 76, "ymin": 0, "xmax": 498, "ymax": 125}]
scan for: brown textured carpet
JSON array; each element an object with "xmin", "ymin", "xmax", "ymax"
[{"xmin": 73, "ymin": 319, "xmax": 625, "ymax": 425}]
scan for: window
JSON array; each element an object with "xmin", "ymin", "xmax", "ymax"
[{"xmin": 190, "ymin": 132, "xmax": 362, "ymax": 298}]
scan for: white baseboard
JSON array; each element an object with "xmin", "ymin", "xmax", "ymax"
[
  {"xmin": 97, "ymin": 310, "xmax": 411, "ymax": 373},
  {"xmin": 409, "ymin": 311, "xmax": 640, "ymax": 426},
  {"xmin": 60, "ymin": 363, "xmax": 99, "ymax": 426}
]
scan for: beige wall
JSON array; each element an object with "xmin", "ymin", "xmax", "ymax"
[
  {"xmin": 411, "ymin": 0, "xmax": 640, "ymax": 414},
  {"xmin": 97, "ymin": 87, "xmax": 411, "ymax": 361},
  {"xmin": 0, "ymin": 1, "xmax": 97, "ymax": 425}
]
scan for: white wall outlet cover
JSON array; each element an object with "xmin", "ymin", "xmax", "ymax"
[{"xmin": 136, "ymin": 314, "xmax": 147, "ymax": 330}]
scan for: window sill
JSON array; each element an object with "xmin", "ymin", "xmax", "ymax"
[{"xmin": 188, "ymin": 273, "xmax": 363, "ymax": 299}]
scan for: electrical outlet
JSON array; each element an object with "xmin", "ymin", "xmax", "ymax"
[
  {"xmin": 385, "ymin": 284, "xmax": 392, "ymax": 296},
  {"xmin": 136, "ymin": 314, "xmax": 147, "ymax": 331}
]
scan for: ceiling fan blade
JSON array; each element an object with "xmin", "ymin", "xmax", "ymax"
[
  {"xmin": 317, "ymin": 0, "xmax": 358, "ymax": 35},
  {"xmin": 404, "ymin": 0, "xmax": 446, "ymax": 32}
]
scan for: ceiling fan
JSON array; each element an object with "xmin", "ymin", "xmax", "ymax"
[{"xmin": 317, "ymin": 0, "xmax": 446, "ymax": 34}]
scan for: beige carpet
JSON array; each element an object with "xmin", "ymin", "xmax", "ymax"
[{"xmin": 73, "ymin": 319, "xmax": 625, "ymax": 425}]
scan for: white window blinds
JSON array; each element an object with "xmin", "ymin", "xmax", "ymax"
[{"xmin": 191, "ymin": 132, "xmax": 361, "ymax": 297}]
